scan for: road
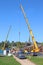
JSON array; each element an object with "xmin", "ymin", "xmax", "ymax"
[{"xmin": 13, "ymin": 55, "xmax": 36, "ymax": 65}]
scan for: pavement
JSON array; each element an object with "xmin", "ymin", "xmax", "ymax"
[{"xmin": 13, "ymin": 55, "xmax": 36, "ymax": 65}]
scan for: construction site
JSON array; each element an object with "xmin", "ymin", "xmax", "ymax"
[{"xmin": 0, "ymin": 0, "xmax": 43, "ymax": 65}]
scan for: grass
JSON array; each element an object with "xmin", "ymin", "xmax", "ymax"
[
  {"xmin": 27, "ymin": 56, "xmax": 43, "ymax": 65},
  {"xmin": 0, "ymin": 56, "xmax": 21, "ymax": 65}
]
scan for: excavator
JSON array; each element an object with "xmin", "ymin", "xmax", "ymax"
[
  {"xmin": 20, "ymin": 4, "xmax": 40, "ymax": 56},
  {"xmin": 2, "ymin": 25, "xmax": 11, "ymax": 50}
]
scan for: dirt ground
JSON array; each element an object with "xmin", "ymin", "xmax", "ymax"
[{"xmin": 13, "ymin": 55, "xmax": 36, "ymax": 65}]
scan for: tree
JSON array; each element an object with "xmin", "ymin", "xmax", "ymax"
[{"xmin": 16, "ymin": 42, "xmax": 22, "ymax": 48}]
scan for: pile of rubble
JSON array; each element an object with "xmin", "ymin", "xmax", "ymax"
[{"xmin": 39, "ymin": 45, "xmax": 43, "ymax": 52}]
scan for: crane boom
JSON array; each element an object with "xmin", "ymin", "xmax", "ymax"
[
  {"xmin": 2, "ymin": 25, "xmax": 12, "ymax": 50},
  {"xmin": 5, "ymin": 25, "xmax": 11, "ymax": 42},
  {"xmin": 20, "ymin": 4, "xmax": 39, "ymax": 52}
]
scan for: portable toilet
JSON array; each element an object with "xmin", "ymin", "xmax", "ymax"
[
  {"xmin": 3, "ymin": 50, "xmax": 6, "ymax": 55},
  {"xmin": 0, "ymin": 50, "xmax": 3, "ymax": 56}
]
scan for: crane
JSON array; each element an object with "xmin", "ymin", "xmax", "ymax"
[
  {"xmin": 2, "ymin": 25, "xmax": 12, "ymax": 50},
  {"xmin": 20, "ymin": 4, "xmax": 39, "ymax": 55}
]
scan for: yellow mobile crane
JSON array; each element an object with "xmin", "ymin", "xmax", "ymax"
[
  {"xmin": 2, "ymin": 25, "xmax": 11, "ymax": 50},
  {"xmin": 20, "ymin": 4, "xmax": 39, "ymax": 56}
]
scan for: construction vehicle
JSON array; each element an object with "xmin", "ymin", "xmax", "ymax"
[
  {"xmin": 2, "ymin": 25, "xmax": 11, "ymax": 50},
  {"xmin": 20, "ymin": 4, "xmax": 39, "ymax": 56}
]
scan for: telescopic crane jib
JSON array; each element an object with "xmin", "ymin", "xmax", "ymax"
[
  {"xmin": 20, "ymin": 4, "xmax": 39, "ymax": 54},
  {"xmin": 2, "ymin": 25, "xmax": 12, "ymax": 50}
]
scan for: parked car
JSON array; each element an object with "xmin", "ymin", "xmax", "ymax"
[{"xmin": 15, "ymin": 51, "xmax": 26, "ymax": 59}]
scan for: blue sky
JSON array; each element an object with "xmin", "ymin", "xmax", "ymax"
[{"xmin": 0, "ymin": 0, "xmax": 43, "ymax": 42}]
